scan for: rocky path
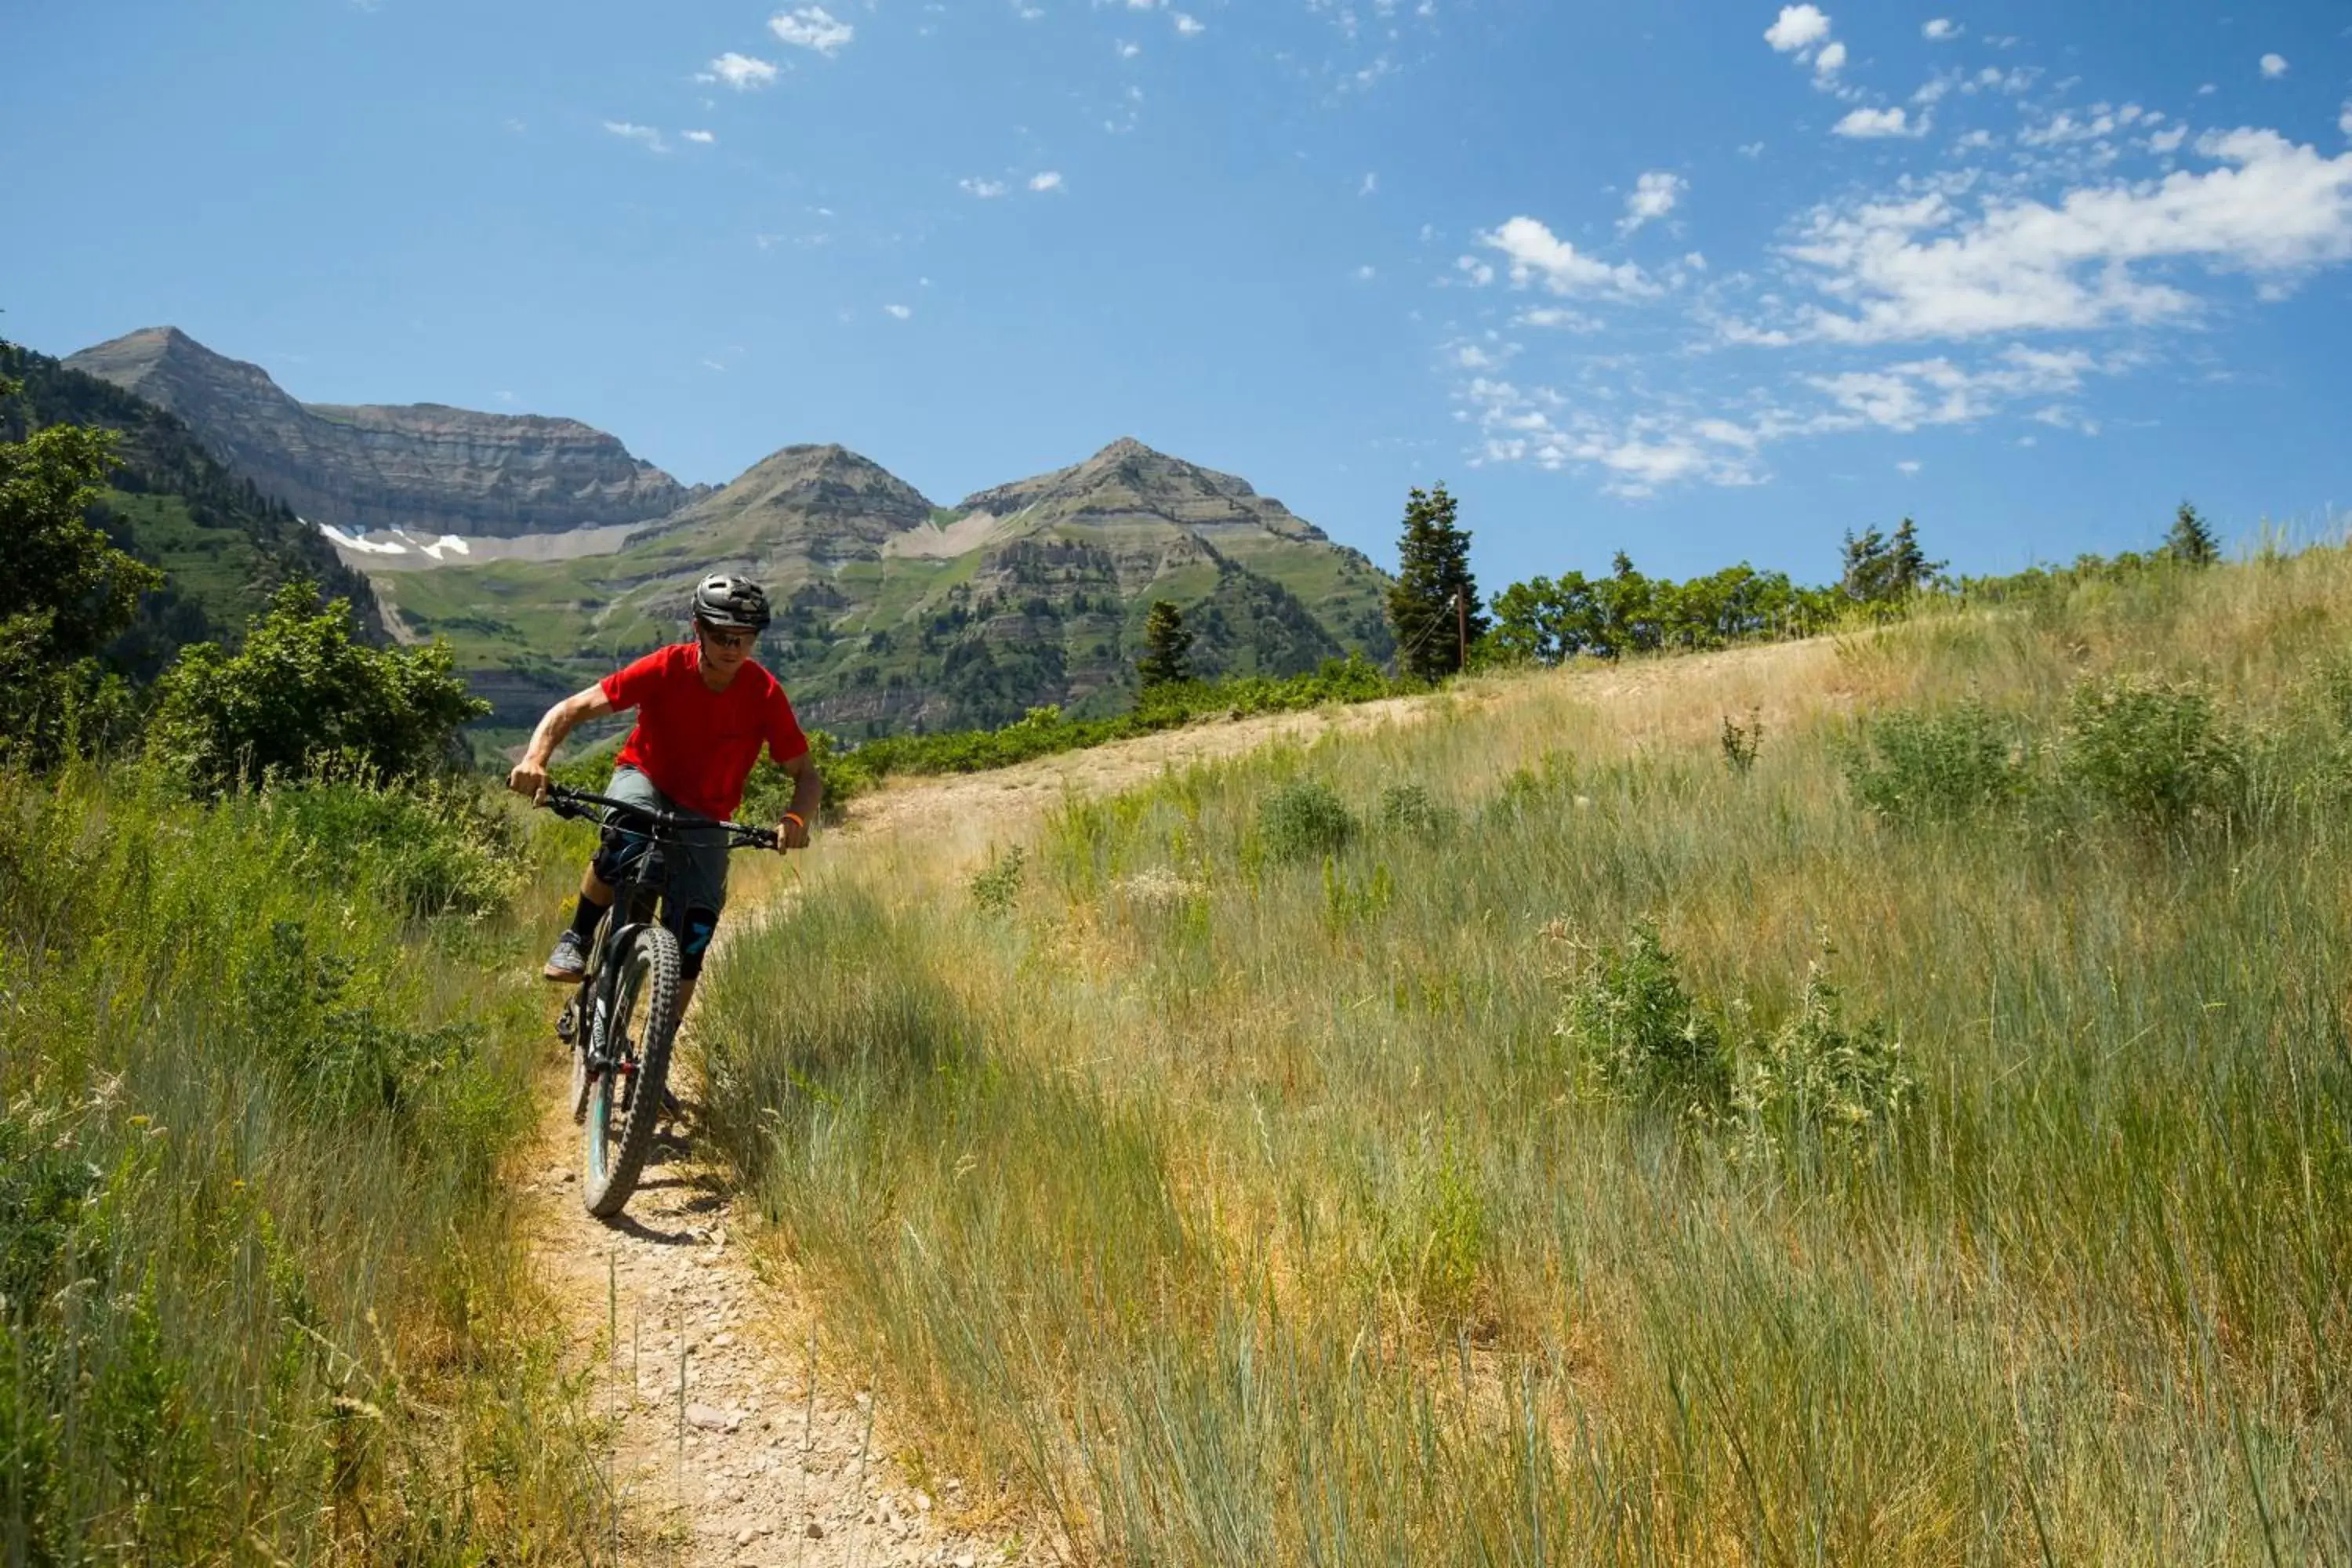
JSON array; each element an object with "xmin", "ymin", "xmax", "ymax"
[{"xmin": 515, "ymin": 637, "xmax": 1844, "ymax": 1565}]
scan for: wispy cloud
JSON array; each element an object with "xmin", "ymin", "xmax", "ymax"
[
  {"xmin": 1833, "ymin": 106, "xmax": 1924, "ymax": 138},
  {"xmin": 1922, "ymin": 17, "xmax": 1959, "ymax": 41},
  {"xmin": 959, "ymin": 176, "xmax": 1009, "ymax": 198},
  {"xmin": 682, "ymin": 129, "xmax": 715, "ymax": 144},
  {"xmin": 1029, "ymin": 170, "xmax": 1065, "ymax": 192},
  {"xmin": 603, "ymin": 121, "xmax": 667, "ymax": 153},
  {"xmin": 1617, "ymin": 171, "xmax": 1686, "ymax": 234},
  {"xmin": 884, "ymin": 304, "xmax": 913, "ymax": 320},
  {"xmin": 1475, "ymin": 216, "xmax": 1653, "ymax": 296},
  {"xmin": 705, "ymin": 52, "xmax": 779, "ymax": 90},
  {"xmin": 2259, "ymin": 53, "xmax": 2288, "ymax": 79},
  {"xmin": 1764, "ymin": 129, "xmax": 2352, "ymax": 344},
  {"xmin": 770, "ymin": 5, "xmax": 854, "ymax": 56}
]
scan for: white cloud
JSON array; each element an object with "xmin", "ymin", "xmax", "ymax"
[
  {"xmin": 770, "ymin": 5, "xmax": 854, "ymax": 56},
  {"xmin": 2259, "ymin": 53, "xmax": 2288, "ymax": 79},
  {"xmin": 1029, "ymin": 170, "xmax": 1065, "ymax": 192},
  {"xmin": 1738, "ymin": 140, "xmax": 1767, "ymax": 158},
  {"xmin": 1356, "ymin": 264, "xmax": 1377, "ymax": 280},
  {"xmin": 1359, "ymin": 172, "xmax": 1378, "ymax": 196},
  {"xmin": 1617, "ymin": 170, "xmax": 1687, "ymax": 234},
  {"xmin": 1515, "ymin": 307, "xmax": 1599, "ymax": 331},
  {"xmin": 1922, "ymin": 18, "xmax": 1958, "ymax": 40},
  {"xmin": 960, "ymin": 176, "xmax": 1008, "ymax": 198},
  {"xmin": 1117, "ymin": 40, "xmax": 1141, "ymax": 57},
  {"xmin": 2150, "ymin": 125, "xmax": 2187, "ymax": 154},
  {"xmin": 1173, "ymin": 12, "xmax": 1203, "ymax": 34},
  {"xmin": 1455, "ymin": 256, "xmax": 1496, "ymax": 286},
  {"xmin": 1805, "ymin": 347, "xmax": 2096, "ymax": 430},
  {"xmin": 1477, "ymin": 216, "xmax": 1653, "ymax": 295},
  {"xmin": 708, "ymin": 52, "xmax": 779, "ymax": 89},
  {"xmin": 1814, "ymin": 39, "xmax": 1847, "ymax": 76},
  {"xmin": 1834, "ymin": 106, "xmax": 1923, "ymax": 138},
  {"xmin": 1769, "ymin": 129, "xmax": 2352, "ymax": 344},
  {"xmin": 1764, "ymin": 5, "xmax": 1833, "ymax": 54},
  {"xmin": 682, "ymin": 129, "xmax": 715, "ymax": 144},
  {"xmin": 603, "ymin": 121, "xmax": 667, "ymax": 152},
  {"xmin": 2342, "ymin": 101, "xmax": 2352, "ymax": 138},
  {"xmin": 1896, "ymin": 459, "xmax": 1922, "ymax": 474},
  {"xmin": 884, "ymin": 304, "xmax": 913, "ymax": 320}
]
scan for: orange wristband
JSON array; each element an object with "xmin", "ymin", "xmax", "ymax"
[{"xmin": 782, "ymin": 812, "xmax": 806, "ymax": 831}]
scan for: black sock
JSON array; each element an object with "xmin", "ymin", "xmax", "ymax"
[{"xmin": 568, "ymin": 895, "xmax": 611, "ymax": 943}]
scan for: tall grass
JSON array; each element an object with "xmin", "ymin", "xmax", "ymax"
[
  {"xmin": 0, "ymin": 764, "xmax": 604, "ymax": 1563},
  {"xmin": 699, "ymin": 546, "xmax": 2352, "ymax": 1563}
]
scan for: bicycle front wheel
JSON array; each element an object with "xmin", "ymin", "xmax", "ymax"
[{"xmin": 582, "ymin": 923, "xmax": 682, "ymax": 1218}]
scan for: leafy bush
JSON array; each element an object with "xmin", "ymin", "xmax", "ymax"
[
  {"xmin": 1734, "ymin": 963, "xmax": 1912, "ymax": 1160},
  {"xmin": 266, "ymin": 776, "xmax": 524, "ymax": 917},
  {"xmin": 969, "ymin": 844, "xmax": 1028, "ymax": 913},
  {"xmin": 1259, "ymin": 779, "xmax": 1356, "ymax": 862},
  {"xmin": 2058, "ymin": 674, "xmax": 2244, "ymax": 830},
  {"xmin": 150, "ymin": 581, "xmax": 487, "ymax": 789},
  {"xmin": 1556, "ymin": 920, "xmax": 1732, "ymax": 1116},
  {"xmin": 1844, "ymin": 701, "xmax": 2030, "ymax": 822},
  {"xmin": 1377, "ymin": 782, "xmax": 1454, "ymax": 837}
]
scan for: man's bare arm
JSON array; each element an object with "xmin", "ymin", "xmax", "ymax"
[
  {"xmin": 506, "ymin": 685, "xmax": 618, "ymax": 801},
  {"xmin": 776, "ymin": 749, "xmax": 824, "ymax": 848}
]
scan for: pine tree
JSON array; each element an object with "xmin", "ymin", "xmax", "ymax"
[
  {"xmin": 1842, "ymin": 518, "xmax": 1944, "ymax": 604},
  {"xmin": 1385, "ymin": 482, "xmax": 1486, "ymax": 680},
  {"xmin": 2165, "ymin": 501, "xmax": 2220, "ymax": 567},
  {"xmin": 1136, "ymin": 598, "xmax": 1193, "ymax": 688}
]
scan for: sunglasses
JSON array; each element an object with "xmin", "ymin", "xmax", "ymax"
[{"xmin": 700, "ymin": 626, "xmax": 758, "ymax": 652}]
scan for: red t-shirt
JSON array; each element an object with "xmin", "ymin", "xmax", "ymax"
[{"xmin": 601, "ymin": 642, "xmax": 810, "ymax": 820}]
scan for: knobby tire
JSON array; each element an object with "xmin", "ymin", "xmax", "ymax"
[{"xmin": 582, "ymin": 923, "xmax": 682, "ymax": 1219}]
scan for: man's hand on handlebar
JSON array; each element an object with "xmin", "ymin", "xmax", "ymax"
[
  {"xmin": 778, "ymin": 811, "xmax": 810, "ymax": 851},
  {"xmin": 507, "ymin": 760, "xmax": 550, "ymax": 804}
]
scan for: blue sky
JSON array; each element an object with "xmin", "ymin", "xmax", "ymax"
[{"xmin": 6, "ymin": 0, "xmax": 2350, "ymax": 589}]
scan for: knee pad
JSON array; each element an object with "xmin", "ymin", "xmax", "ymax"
[{"xmin": 676, "ymin": 907, "xmax": 720, "ymax": 980}]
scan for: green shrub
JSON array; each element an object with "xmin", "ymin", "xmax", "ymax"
[
  {"xmin": 267, "ymin": 776, "xmax": 523, "ymax": 917},
  {"xmin": 1734, "ymin": 963, "xmax": 1912, "ymax": 1160},
  {"xmin": 1377, "ymin": 782, "xmax": 1455, "ymax": 837},
  {"xmin": 2058, "ymin": 674, "xmax": 2243, "ymax": 830},
  {"xmin": 969, "ymin": 844, "xmax": 1028, "ymax": 913},
  {"xmin": 149, "ymin": 581, "xmax": 487, "ymax": 790},
  {"xmin": 1844, "ymin": 701, "xmax": 2030, "ymax": 822},
  {"xmin": 1720, "ymin": 709, "xmax": 1762, "ymax": 775},
  {"xmin": 1557, "ymin": 919, "xmax": 1732, "ymax": 1116},
  {"xmin": 1259, "ymin": 779, "xmax": 1356, "ymax": 862}
]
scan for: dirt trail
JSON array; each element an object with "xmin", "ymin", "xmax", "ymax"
[{"xmin": 516, "ymin": 637, "xmax": 1844, "ymax": 1565}]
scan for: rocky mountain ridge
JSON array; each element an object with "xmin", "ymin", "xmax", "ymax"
[
  {"xmin": 65, "ymin": 327, "xmax": 693, "ymax": 538},
  {"xmin": 60, "ymin": 327, "xmax": 1395, "ymax": 736}
]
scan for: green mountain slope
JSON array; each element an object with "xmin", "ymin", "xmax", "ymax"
[
  {"xmin": 382, "ymin": 437, "xmax": 1394, "ymax": 736},
  {"xmin": 2, "ymin": 341, "xmax": 387, "ymax": 675}
]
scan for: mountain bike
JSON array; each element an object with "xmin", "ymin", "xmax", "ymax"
[{"xmin": 540, "ymin": 784, "xmax": 779, "ymax": 1218}]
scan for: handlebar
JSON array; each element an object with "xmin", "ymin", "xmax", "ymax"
[{"xmin": 541, "ymin": 784, "xmax": 781, "ymax": 850}]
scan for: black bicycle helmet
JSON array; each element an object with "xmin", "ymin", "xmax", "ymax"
[{"xmin": 691, "ymin": 574, "xmax": 772, "ymax": 631}]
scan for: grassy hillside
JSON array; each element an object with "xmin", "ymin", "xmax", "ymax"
[
  {"xmin": 0, "ymin": 766, "xmax": 604, "ymax": 1559},
  {"xmin": 693, "ymin": 546, "xmax": 2352, "ymax": 1562},
  {"xmin": 1, "ymin": 342, "xmax": 387, "ymax": 676}
]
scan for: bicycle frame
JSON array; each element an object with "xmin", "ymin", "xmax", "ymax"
[{"xmin": 546, "ymin": 786, "xmax": 775, "ymax": 1097}]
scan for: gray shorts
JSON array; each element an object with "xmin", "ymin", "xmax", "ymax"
[{"xmin": 595, "ymin": 765, "xmax": 732, "ymax": 919}]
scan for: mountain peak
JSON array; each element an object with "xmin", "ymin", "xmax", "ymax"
[{"xmin": 64, "ymin": 326, "xmax": 690, "ymax": 538}]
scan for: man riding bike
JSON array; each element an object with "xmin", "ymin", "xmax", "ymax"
[{"xmin": 506, "ymin": 574, "xmax": 822, "ymax": 1014}]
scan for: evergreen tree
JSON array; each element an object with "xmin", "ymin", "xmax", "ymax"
[
  {"xmin": 1385, "ymin": 482, "xmax": 1486, "ymax": 680},
  {"xmin": 1842, "ymin": 518, "xmax": 1944, "ymax": 604},
  {"xmin": 1136, "ymin": 598, "xmax": 1194, "ymax": 688},
  {"xmin": 2165, "ymin": 501, "xmax": 2220, "ymax": 567}
]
